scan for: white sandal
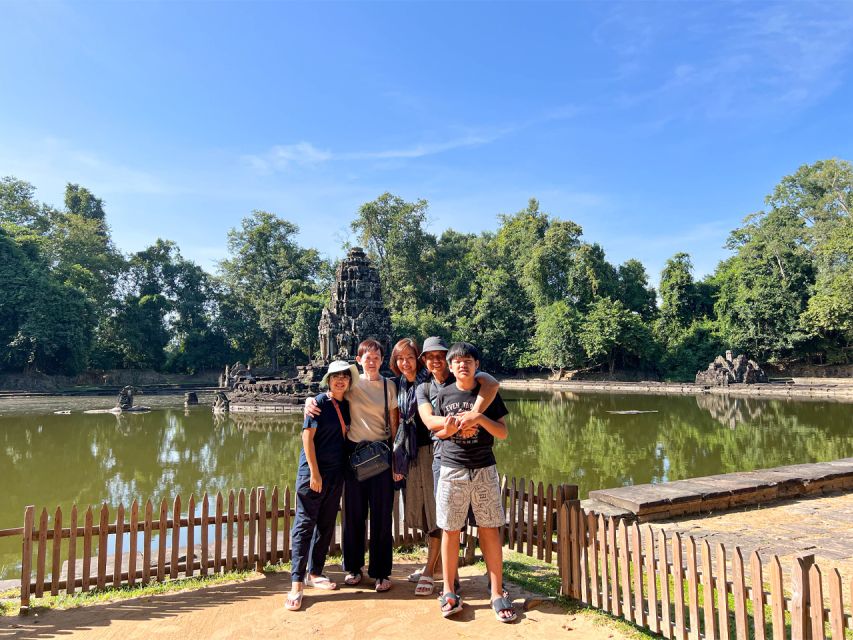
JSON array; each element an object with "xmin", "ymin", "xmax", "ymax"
[
  {"xmin": 414, "ymin": 575, "xmax": 434, "ymax": 596},
  {"xmin": 284, "ymin": 590, "xmax": 304, "ymax": 611},
  {"xmin": 306, "ymin": 574, "xmax": 338, "ymax": 590},
  {"xmin": 374, "ymin": 577, "xmax": 392, "ymax": 592}
]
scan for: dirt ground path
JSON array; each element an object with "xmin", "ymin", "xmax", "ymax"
[{"xmin": 0, "ymin": 562, "xmax": 634, "ymax": 640}]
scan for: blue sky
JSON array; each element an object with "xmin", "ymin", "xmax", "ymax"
[{"xmin": 2, "ymin": 1, "xmax": 853, "ymax": 285}]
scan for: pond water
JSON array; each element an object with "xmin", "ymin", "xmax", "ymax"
[{"xmin": 1, "ymin": 390, "xmax": 851, "ymax": 579}]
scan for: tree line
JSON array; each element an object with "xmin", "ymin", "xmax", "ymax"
[{"xmin": 1, "ymin": 158, "xmax": 850, "ymax": 380}]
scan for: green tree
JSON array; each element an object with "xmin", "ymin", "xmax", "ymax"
[
  {"xmin": 714, "ymin": 207, "xmax": 814, "ymax": 360},
  {"xmin": 533, "ymin": 300, "xmax": 584, "ymax": 374},
  {"xmin": 580, "ymin": 297, "xmax": 653, "ymax": 374},
  {"xmin": 659, "ymin": 319, "xmax": 723, "ymax": 381},
  {"xmin": 0, "ymin": 228, "xmax": 35, "ymax": 370},
  {"xmin": 428, "ymin": 229, "xmax": 483, "ymax": 320},
  {"xmin": 64, "ymin": 183, "xmax": 106, "ymax": 222},
  {"xmin": 617, "ymin": 259, "xmax": 657, "ymax": 321},
  {"xmin": 523, "ymin": 219, "xmax": 583, "ymax": 307},
  {"xmin": 566, "ymin": 243, "xmax": 618, "ymax": 311},
  {"xmin": 0, "ymin": 177, "xmax": 52, "ymax": 231},
  {"xmin": 284, "ymin": 292, "xmax": 325, "ymax": 361},
  {"xmin": 219, "ymin": 211, "xmax": 323, "ymax": 370},
  {"xmin": 46, "ymin": 208, "xmax": 122, "ymax": 314},
  {"xmin": 350, "ymin": 193, "xmax": 435, "ymax": 315},
  {"xmin": 456, "ymin": 266, "xmax": 535, "ymax": 370},
  {"xmin": 658, "ymin": 252, "xmax": 698, "ymax": 331},
  {"xmin": 766, "ymin": 159, "xmax": 853, "ymax": 362},
  {"xmin": 0, "ymin": 227, "xmax": 94, "ymax": 374},
  {"xmin": 801, "ymin": 216, "xmax": 853, "ymax": 360},
  {"xmin": 12, "ymin": 277, "xmax": 94, "ymax": 374},
  {"xmin": 494, "ymin": 198, "xmax": 550, "ymax": 277}
]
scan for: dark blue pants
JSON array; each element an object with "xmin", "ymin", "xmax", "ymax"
[
  {"xmin": 342, "ymin": 464, "xmax": 394, "ymax": 579},
  {"xmin": 290, "ymin": 471, "xmax": 344, "ymax": 583}
]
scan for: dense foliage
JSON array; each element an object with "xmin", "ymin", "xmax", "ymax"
[{"xmin": 1, "ymin": 158, "xmax": 850, "ymax": 379}]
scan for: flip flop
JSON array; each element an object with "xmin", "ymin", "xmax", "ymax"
[
  {"xmin": 440, "ymin": 592, "xmax": 463, "ymax": 618},
  {"xmin": 414, "ymin": 575, "xmax": 435, "ymax": 596},
  {"xmin": 407, "ymin": 568, "xmax": 424, "ymax": 583},
  {"xmin": 344, "ymin": 572, "xmax": 362, "ymax": 586},
  {"xmin": 306, "ymin": 574, "xmax": 338, "ymax": 590},
  {"xmin": 284, "ymin": 590, "xmax": 304, "ymax": 611},
  {"xmin": 491, "ymin": 596, "xmax": 517, "ymax": 623},
  {"xmin": 374, "ymin": 577, "xmax": 392, "ymax": 592}
]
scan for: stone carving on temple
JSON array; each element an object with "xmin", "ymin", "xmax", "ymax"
[
  {"xmin": 695, "ymin": 350, "xmax": 769, "ymax": 386},
  {"xmin": 318, "ymin": 247, "xmax": 392, "ymax": 362}
]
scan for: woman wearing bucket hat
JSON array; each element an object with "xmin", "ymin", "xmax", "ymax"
[
  {"xmin": 307, "ymin": 338, "xmax": 400, "ymax": 593},
  {"xmin": 286, "ymin": 359, "xmax": 358, "ymax": 611}
]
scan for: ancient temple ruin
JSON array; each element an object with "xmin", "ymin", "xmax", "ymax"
[
  {"xmin": 218, "ymin": 247, "xmax": 392, "ymax": 412},
  {"xmin": 695, "ymin": 350, "xmax": 769, "ymax": 386},
  {"xmin": 318, "ymin": 247, "xmax": 392, "ymax": 361}
]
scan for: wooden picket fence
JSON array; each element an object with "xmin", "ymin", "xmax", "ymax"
[
  {"xmin": 2, "ymin": 475, "xmax": 575, "ymax": 611},
  {"xmin": 556, "ymin": 502, "xmax": 853, "ymax": 640},
  {"xmin": 8, "ymin": 476, "xmax": 851, "ymax": 640},
  {"xmin": 495, "ymin": 475, "xmax": 577, "ymax": 564},
  {"xmin": 7, "ymin": 484, "xmax": 428, "ymax": 610}
]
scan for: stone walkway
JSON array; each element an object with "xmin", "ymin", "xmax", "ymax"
[
  {"xmin": 587, "ymin": 458, "xmax": 853, "ymax": 521},
  {"xmin": 647, "ymin": 490, "xmax": 853, "ymax": 601}
]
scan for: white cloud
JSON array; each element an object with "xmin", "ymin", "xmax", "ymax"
[
  {"xmin": 603, "ymin": 2, "xmax": 853, "ymax": 122},
  {"xmin": 241, "ymin": 142, "xmax": 333, "ymax": 173},
  {"xmin": 242, "ymin": 132, "xmax": 500, "ymax": 174},
  {"xmin": 241, "ymin": 102, "xmax": 584, "ymax": 175}
]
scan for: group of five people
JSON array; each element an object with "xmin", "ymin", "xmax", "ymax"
[{"xmin": 286, "ymin": 336, "xmax": 516, "ymax": 622}]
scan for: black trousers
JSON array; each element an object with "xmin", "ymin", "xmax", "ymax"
[
  {"xmin": 290, "ymin": 471, "xmax": 344, "ymax": 583},
  {"xmin": 342, "ymin": 461, "xmax": 394, "ymax": 580}
]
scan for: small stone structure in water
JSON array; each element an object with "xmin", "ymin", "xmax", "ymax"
[
  {"xmin": 695, "ymin": 350, "xmax": 769, "ymax": 386},
  {"xmin": 220, "ymin": 247, "xmax": 391, "ymax": 412}
]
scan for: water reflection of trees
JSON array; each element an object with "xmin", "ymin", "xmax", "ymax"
[
  {"xmin": 499, "ymin": 391, "xmax": 853, "ymax": 498},
  {"xmin": 0, "ymin": 410, "xmax": 305, "ymax": 527}
]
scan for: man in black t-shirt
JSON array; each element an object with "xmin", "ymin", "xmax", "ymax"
[{"xmin": 433, "ymin": 342, "xmax": 515, "ymax": 622}]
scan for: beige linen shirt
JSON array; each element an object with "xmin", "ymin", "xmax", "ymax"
[{"xmin": 346, "ymin": 376, "xmax": 398, "ymax": 443}]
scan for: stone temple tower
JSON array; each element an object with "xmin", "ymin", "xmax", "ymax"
[{"xmin": 317, "ymin": 247, "xmax": 392, "ymax": 362}]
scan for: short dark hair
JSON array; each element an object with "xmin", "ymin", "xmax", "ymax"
[
  {"xmin": 446, "ymin": 341, "xmax": 480, "ymax": 364},
  {"xmin": 357, "ymin": 337, "xmax": 384, "ymax": 359}
]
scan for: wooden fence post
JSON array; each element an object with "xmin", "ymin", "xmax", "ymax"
[
  {"xmin": 257, "ymin": 487, "xmax": 267, "ymax": 571},
  {"xmin": 557, "ymin": 501, "xmax": 571, "ymax": 596},
  {"xmin": 20, "ymin": 505, "xmax": 34, "ymax": 612},
  {"xmin": 792, "ymin": 553, "xmax": 814, "ymax": 640}
]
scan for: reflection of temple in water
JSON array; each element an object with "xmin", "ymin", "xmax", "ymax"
[
  {"xmin": 227, "ymin": 413, "xmax": 302, "ymax": 433},
  {"xmin": 695, "ymin": 394, "xmax": 766, "ymax": 429}
]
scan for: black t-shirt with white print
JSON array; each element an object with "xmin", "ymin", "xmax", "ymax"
[{"xmin": 436, "ymin": 382, "xmax": 508, "ymax": 470}]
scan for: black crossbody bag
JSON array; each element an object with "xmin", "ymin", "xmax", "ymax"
[{"xmin": 349, "ymin": 378, "xmax": 392, "ymax": 481}]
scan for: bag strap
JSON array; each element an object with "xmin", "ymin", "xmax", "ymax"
[
  {"xmin": 383, "ymin": 377, "xmax": 390, "ymax": 438},
  {"xmin": 330, "ymin": 397, "xmax": 348, "ymax": 438}
]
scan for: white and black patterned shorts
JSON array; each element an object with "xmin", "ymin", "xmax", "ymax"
[{"xmin": 436, "ymin": 465, "xmax": 504, "ymax": 531}]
